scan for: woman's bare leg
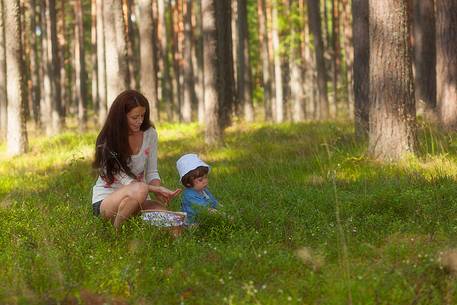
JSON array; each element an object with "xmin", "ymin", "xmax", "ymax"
[{"xmin": 100, "ymin": 182, "xmax": 149, "ymax": 227}]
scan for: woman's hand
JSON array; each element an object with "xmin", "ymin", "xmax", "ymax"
[{"xmin": 148, "ymin": 185, "xmax": 181, "ymax": 205}]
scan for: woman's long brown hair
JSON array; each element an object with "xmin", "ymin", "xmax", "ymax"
[{"xmin": 92, "ymin": 90, "xmax": 154, "ymax": 184}]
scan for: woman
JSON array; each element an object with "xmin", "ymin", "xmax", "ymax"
[{"xmin": 92, "ymin": 90, "xmax": 180, "ymax": 228}]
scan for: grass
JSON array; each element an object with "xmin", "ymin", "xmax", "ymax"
[{"xmin": 2, "ymin": 120, "xmax": 457, "ymax": 304}]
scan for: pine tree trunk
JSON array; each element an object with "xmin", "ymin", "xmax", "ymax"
[
  {"xmin": 258, "ymin": 0, "xmax": 272, "ymax": 121},
  {"xmin": 341, "ymin": 0, "xmax": 354, "ymax": 118},
  {"xmin": 308, "ymin": 0, "xmax": 329, "ymax": 120},
  {"xmin": 271, "ymin": 3, "xmax": 283, "ymax": 123},
  {"xmin": 5, "ymin": 0, "xmax": 28, "ymax": 155},
  {"xmin": 0, "ymin": 0, "xmax": 7, "ymax": 139},
  {"xmin": 330, "ymin": 0, "xmax": 340, "ymax": 118},
  {"xmin": 58, "ymin": 0, "xmax": 67, "ymax": 120},
  {"xmin": 215, "ymin": 0, "xmax": 234, "ymax": 129},
  {"xmin": 353, "ymin": 0, "xmax": 369, "ymax": 139},
  {"xmin": 91, "ymin": 0, "xmax": 98, "ymax": 115},
  {"xmin": 74, "ymin": 0, "xmax": 87, "ymax": 131},
  {"xmin": 29, "ymin": 0, "xmax": 41, "ymax": 127},
  {"xmin": 170, "ymin": 0, "xmax": 181, "ymax": 122},
  {"xmin": 46, "ymin": 0, "xmax": 62, "ymax": 134},
  {"xmin": 138, "ymin": 0, "xmax": 159, "ymax": 122},
  {"xmin": 231, "ymin": 0, "xmax": 239, "ymax": 115},
  {"xmin": 125, "ymin": 0, "xmax": 138, "ymax": 90},
  {"xmin": 104, "ymin": 0, "xmax": 127, "ymax": 106},
  {"xmin": 202, "ymin": 0, "xmax": 222, "ymax": 144},
  {"xmin": 237, "ymin": 0, "xmax": 254, "ymax": 122},
  {"xmin": 181, "ymin": 0, "xmax": 194, "ymax": 122},
  {"xmin": 289, "ymin": 0, "xmax": 304, "ymax": 122},
  {"xmin": 193, "ymin": 0, "xmax": 205, "ymax": 124},
  {"xmin": 435, "ymin": 0, "xmax": 457, "ymax": 129},
  {"xmin": 41, "ymin": 0, "xmax": 52, "ymax": 134},
  {"xmin": 368, "ymin": 0, "xmax": 416, "ymax": 161},
  {"xmin": 96, "ymin": 0, "xmax": 107, "ymax": 125},
  {"xmin": 157, "ymin": 0, "xmax": 173, "ymax": 121},
  {"xmin": 300, "ymin": 0, "xmax": 316, "ymax": 120},
  {"xmin": 413, "ymin": 0, "xmax": 436, "ymax": 120}
]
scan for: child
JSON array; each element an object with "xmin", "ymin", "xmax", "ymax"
[{"xmin": 176, "ymin": 154, "xmax": 218, "ymax": 224}]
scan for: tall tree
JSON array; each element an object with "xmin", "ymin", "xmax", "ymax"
[
  {"xmin": 215, "ymin": 0, "xmax": 234, "ymax": 129},
  {"xmin": 341, "ymin": 0, "xmax": 354, "ymax": 117},
  {"xmin": 29, "ymin": 0, "xmax": 40, "ymax": 126},
  {"xmin": 289, "ymin": 0, "xmax": 304, "ymax": 122},
  {"xmin": 258, "ymin": 0, "xmax": 273, "ymax": 121},
  {"xmin": 74, "ymin": 0, "xmax": 87, "ymax": 130},
  {"xmin": 4, "ymin": 0, "xmax": 28, "ymax": 155},
  {"xmin": 236, "ymin": 0, "xmax": 254, "ymax": 122},
  {"xmin": 181, "ymin": 0, "xmax": 194, "ymax": 122},
  {"xmin": 368, "ymin": 0, "xmax": 416, "ymax": 160},
  {"xmin": 413, "ymin": 0, "xmax": 436, "ymax": 119},
  {"xmin": 104, "ymin": 0, "xmax": 128, "ymax": 106},
  {"xmin": 193, "ymin": 0, "xmax": 205, "ymax": 124},
  {"xmin": 138, "ymin": 0, "xmax": 159, "ymax": 121},
  {"xmin": 271, "ymin": 2, "xmax": 283, "ymax": 122},
  {"xmin": 91, "ymin": 0, "xmax": 98, "ymax": 116},
  {"xmin": 46, "ymin": 0, "xmax": 62, "ymax": 134},
  {"xmin": 157, "ymin": 0, "xmax": 173, "ymax": 120},
  {"xmin": 308, "ymin": 0, "xmax": 329, "ymax": 120},
  {"xmin": 0, "ymin": 0, "xmax": 6, "ymax": 140},
  {"xmin": 202, "ymin": 0, "xmax": 221, "ymax": 144},
  {"xmin": 436, "ymin": 0, "xmax": 457, "ymax": 129},
  {"xmin": 330, "ymin": 0, "xmax": 340, "ymax": 118},
  {"xmin": 96, "ymin": 0, "xmax": 107, "ymax": 125},
  {"xmin": 353, "ymin": 0, "xmax": 369, "ymax": 139}
]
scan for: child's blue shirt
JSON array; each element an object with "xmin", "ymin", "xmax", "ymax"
[{"xmin": 181, "ymin": 187, "xmax": 218, "ymax": 224}]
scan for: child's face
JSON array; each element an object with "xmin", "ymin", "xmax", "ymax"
[{"xmin": 192, "ymin": 175, "xmax": 208, "ymax": 192}]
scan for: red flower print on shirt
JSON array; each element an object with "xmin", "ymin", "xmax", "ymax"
[
  {"xmin": 144, "ymin": 147, "xmax": 150, "ymax": 156},
  {"xmin": 137, "ymin": 171, "xmax": 144, "ymax": 181}
]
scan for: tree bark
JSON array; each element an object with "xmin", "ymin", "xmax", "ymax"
[
  {"xmin": 104, "ymin": 0, "xmax": 128, "ymax": 106},
  {"xmin": 4, "ymin": 0, "xmax": 28, "ymax": 155},
  {"xmin": 237, "ymin": 0, "xmax": 254, "ymax": 122},
  {"xmin": 258, "ymin": 0, "xmax": 272, "ymax": 121},
  {"xmin": 368, "ymin": 0, "xmax": 416, "ymax": 161},
  {"xmin": 202, "ymin": 0, "xmax": 222, "ymax": 144},
  {"xmin": 96, "ymin": 0, "xmax": 107, "ymax": 125},
  {"xmin": 413, "ymin": 0, "xmax": 436, "ymax": 120},
  {"xmin": 0, "ymin": 0, "xmax": 6, "ymax": 139},
  {"xmin": 435, "ymin": 0, "xmax": 457, "ymax": 129},
  {"xmin": 181, "ymin": 0, "xmax": 194, "ymax": 122},
  {"xmin": 138, "ymin": 0, "xmax": 159, "ymax": 122},
  {"xmin": 308, "ymin": 0, "xmax": 329, "ymax": 120},
  {"xmin": 289, "ymin": 0, "xmax": 305, "ymax": 122},
  {"xmin": 341, "ymin": 0, "xmax": 354, "ymax": 118},
  {"xmin": 330, "ymin": 0, "xmax": 340, "ymax": 118},
  {"xmin": 74, "ymin": 0, "xmax": 87, "ymax": 131},
  {"xmin": 193, "ymin": 0, "xmax": 205, "ymax": 124},
  {"xmin": 91, "ymin": 0, "xmax": 98, "ymax": 116},
  {"xmin": 271, "ymin": 3, "xmax": 283, "ymax": 123},
  {"xmin": 353, "ymin": 0, "xmax": 369, "ymax": 139},
  {"xmin": 46, "ymin": 0, "xmax": 62, "ymax": 134}
]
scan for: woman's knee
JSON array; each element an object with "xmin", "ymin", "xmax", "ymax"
[{"xmin": 128, "ymin": 182, "xmax": 149, "ymax": 201}]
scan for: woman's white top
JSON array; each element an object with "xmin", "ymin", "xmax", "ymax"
[{"xmin": 92, "ymin": 127, "xmax": 160, "ymax": 204}]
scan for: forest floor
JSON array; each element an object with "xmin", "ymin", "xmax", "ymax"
[{"xmin": 2, "ymin": 120, "xmax": 457, "ymax": 305}]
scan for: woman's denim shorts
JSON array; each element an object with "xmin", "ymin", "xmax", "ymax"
[{"xmin": 92, "ymin": 200, "xmax": 103, "ymax": 216}]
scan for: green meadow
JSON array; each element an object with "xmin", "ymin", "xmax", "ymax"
[{"xmin": 2, "ymin": 121, "xmax": 457, "ymax": 304}]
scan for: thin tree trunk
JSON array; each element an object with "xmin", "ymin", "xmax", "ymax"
[
  {"xmin": 266, "ymin": 0, "xmax": 276, "ymax": 118},
  {"xmin": 29, "ymin": 0, "xmax": 40, "ymax": 127},
  {"xmin": 138, "ymin": 0, "xmax": 159, "ymax": 122},
  {"xmin": 341, "ymin": 0, "xmax": 354, "ymax": 118},
  {"xmin": 258, "ymin": 0, "xmax": 272, "ymax": 121},
  {"xmin": 231, "ymin": 0, "xmax": 239, "ymax": 115},
  {"xmin": 237, "ymin": 0, "xmax": 254, "ymax": 122},
  {"xmin": 413, "ymin": 0, "xmax": 436, "ymax": 121},
  {"xmin": 368, "ymin": 0, "xmax": 416, "ymax": 161},
  {"xmin": 331, "ymin": 0, "xmax": 340, "ymax": 118},
  {"xmin": 74, "ymin": 0, "xmax": 87, "ymax": 131},
  {"xmin": 289, "ymin": 0, "xmax": 304, "ymax": 122},
  {"xmin": 193, "ymin": 0, "xmax": 205, "ymax": 124},
  {"xmin": 308, "ymin": 0, "xmax": 329, "ymax": 120},
  {"xmin": 215, "ymin": 0, "xmax": 234, "ymax": 129},
  {"xmin": 300, "ymin": 0, "xmax": 316, "ymax": 120},
  {"xmin": 91, "ymin": 0, "xmax": 98, "ymax": 116},
  {"xmin": 46, "ymin": 0, "xmax": 62, "ymax": 134},
  {"xmin": 41, "ymin": 0, "xmax": 52, "ymax": 134},
  {"xmin": 5, "ymin": 0, "xmax": 28, "ymax": 155},
  {"xmin": 104, "ymin": 0, "xmax": 127, "ymax": 106},
  {"xmin": 158, "ymin": 0, "xmax": 173, "ymax": 120},
  {"xmin": 0, "ymin": 0, "xmax": 7, "ymax": 139},
  {"xmin": 96, "ymin": 0, "xmax": 107, "ymax": 125},
  {"xmin": 271, "ymin": 3, "xmax": 283, "ymax": 123},
  {"xmin": 125, "ymin": 0, "xmax": 138, "ymax": 90},
  {"xmin": 353, "ymin": 0, "xmax": 369, "ymax": 139},
  {"xmin": 181, "ymin": 0, "xmax": 194, "ymax": 122},
  {"xmin": 202, "ymin": 0, "xmax": 222, "ymax": 144},
  {"xmin": 436, "ymin": 0, "xmax": 457, "ymax": 129},
  {"xmin": 170, "ymin": 0, "xmax": 181, "ymax": 121},
  {"xmin": 59, "ymin": 0, "xmax": 67, "ymax": 121}
]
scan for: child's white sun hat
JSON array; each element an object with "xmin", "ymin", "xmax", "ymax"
[{"xmin": 176, "ymin": 153, "xmax": 211, "ymax": 182}]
